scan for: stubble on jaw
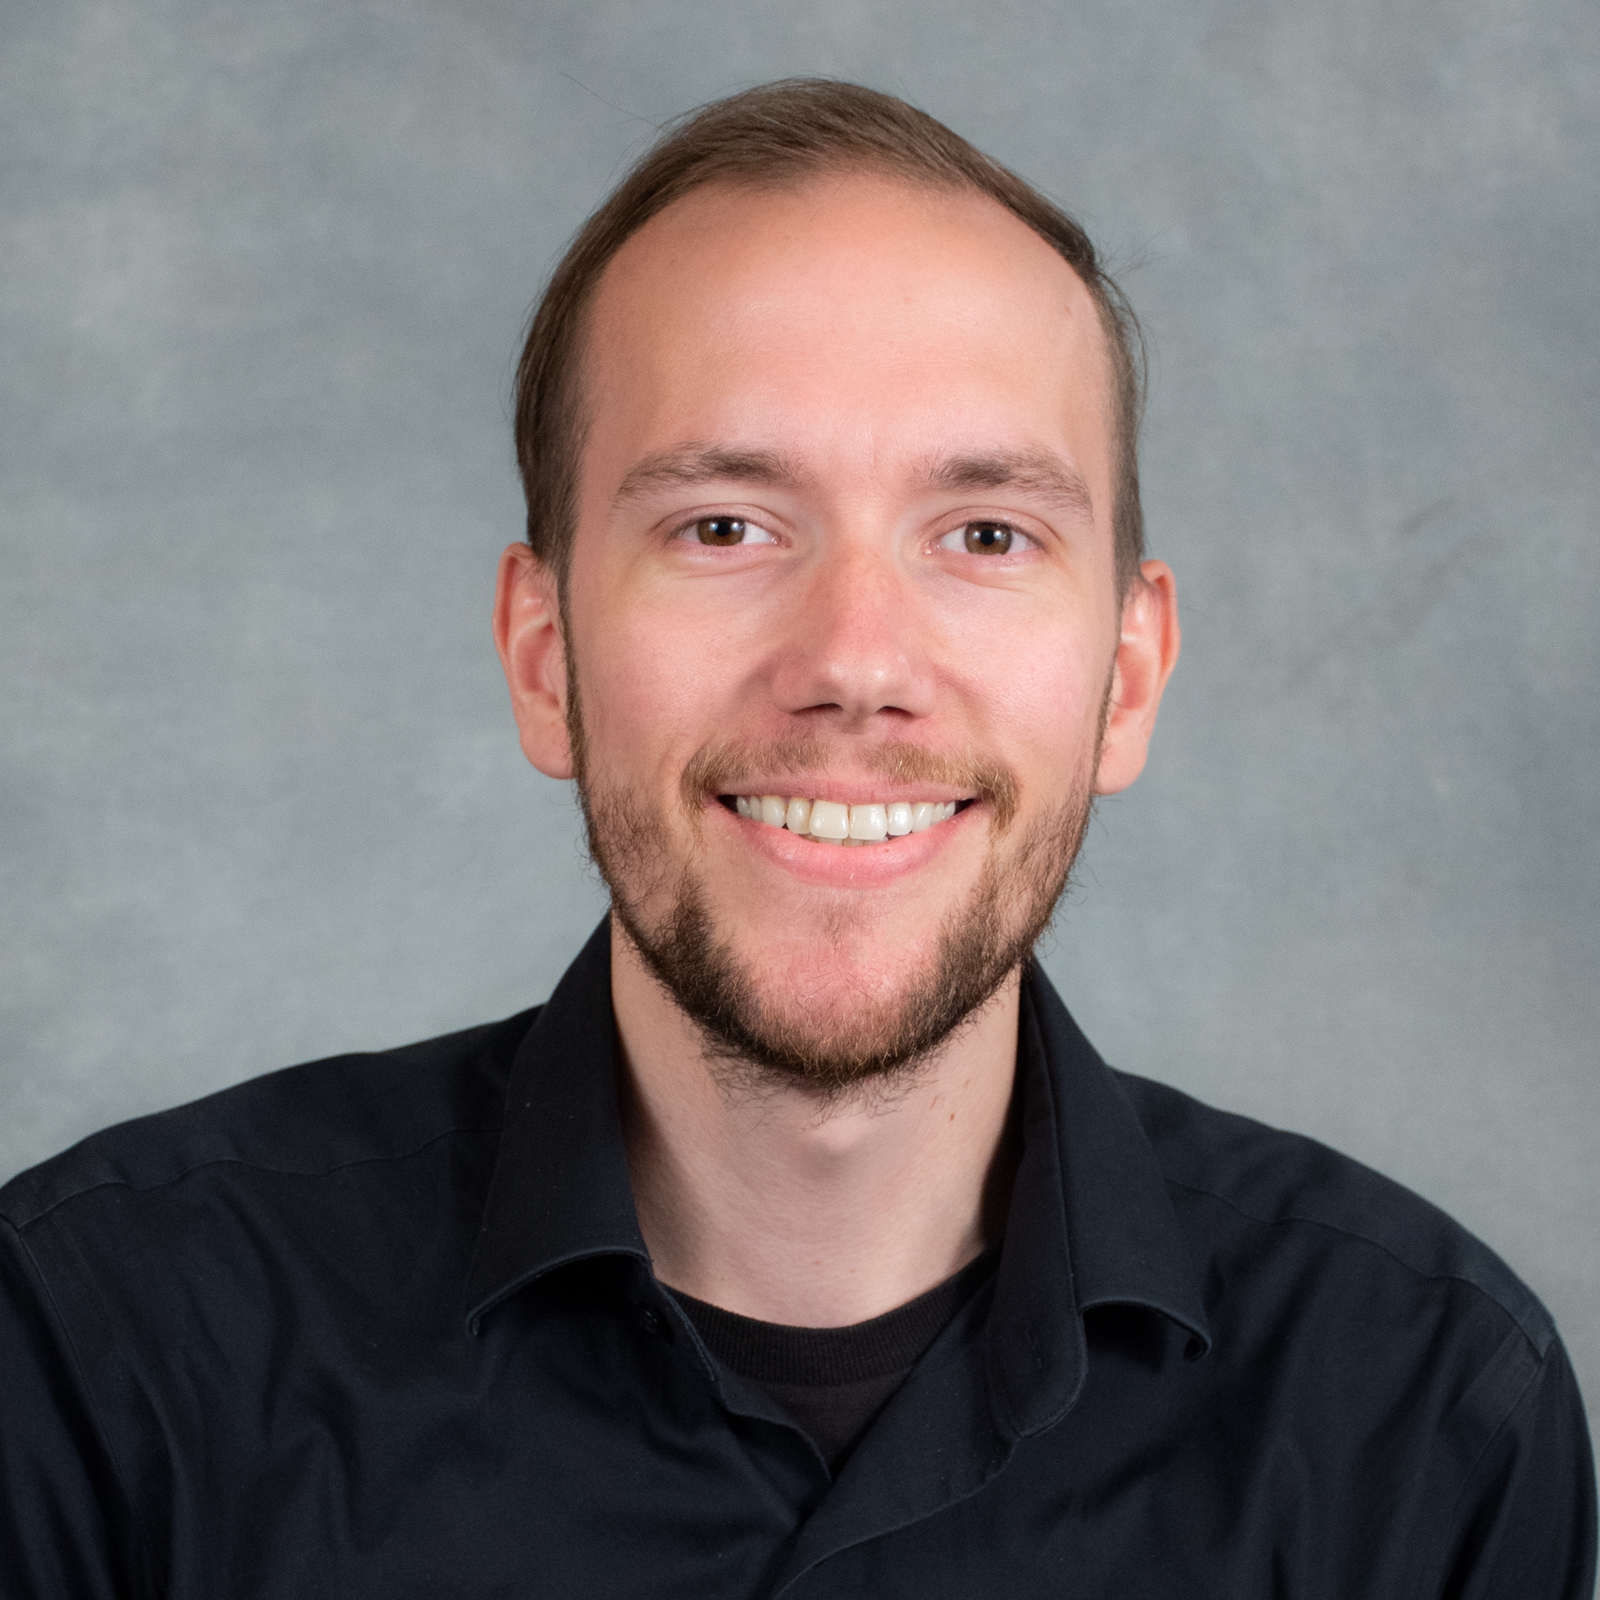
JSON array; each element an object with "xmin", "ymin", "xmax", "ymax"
[
  {"xmin": 568, "ymin": 677, "xmax": 1104, "ymax": 1104},
  {"xmin": 608, "ymin": 786, "xmax": 1090, "ymax": 1106}
]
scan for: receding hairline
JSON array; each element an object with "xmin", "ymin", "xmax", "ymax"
[
  {"xmin": 593, "ymin": 159, "xmax": 1107, "ymax": 300},
  {"xmin": 513, "ymin": 79, "xmax": 1147, "ymax": 595}
]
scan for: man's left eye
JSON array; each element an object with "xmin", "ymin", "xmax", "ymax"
[{"xmin": 937, "ymin": 522, "xmax": 1028, "ymax": 555}]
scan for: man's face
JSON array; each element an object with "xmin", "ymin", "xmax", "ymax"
[{"xmin": 501, "ymin": 172, "xmax": 1173, "ymax": 1088}]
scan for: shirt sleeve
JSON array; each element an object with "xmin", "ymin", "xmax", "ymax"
[
  {"xmin": 1440, "ymin": 1330, "xmax": 1597, "ymax": 1600},
  {"xmin": 0, "ymin": 1219, "xmax": 147, "ymax": 1600}
]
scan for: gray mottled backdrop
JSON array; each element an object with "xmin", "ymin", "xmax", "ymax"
[{"xmin": 4, "ymin": 0, "xmax": 1597, "ymax": 1451}]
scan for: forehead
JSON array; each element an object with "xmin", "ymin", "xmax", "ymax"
[{"xmin": 580, "ymin": 172, "xmax": 1114, "ymax": 504}]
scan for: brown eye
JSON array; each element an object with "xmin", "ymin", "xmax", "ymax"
[
  {"xmin": 696, "ymin": 517, "xmax": 747, "ymax": 546},
  {"xmin": 963, "ymin": 522, "xmax": 1014, "ymax": 554}
]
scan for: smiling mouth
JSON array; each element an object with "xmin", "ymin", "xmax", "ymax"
[{"xmin": 728, "ymin": 793, "xmax": 968, "ymax": 846}]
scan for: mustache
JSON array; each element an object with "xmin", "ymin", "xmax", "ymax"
[{"xmin": 680, "ymin": 738, "xmax": 1019, "ymax": 833}]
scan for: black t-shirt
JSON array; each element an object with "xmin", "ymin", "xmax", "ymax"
[{"xmin": 671, "ymin": 1249, "xmax": 1000, "ymax": 1473}]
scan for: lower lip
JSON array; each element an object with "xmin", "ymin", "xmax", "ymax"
[{"xmin": 710, "ymin": 800, "xmax": 972, "ymax": 887}]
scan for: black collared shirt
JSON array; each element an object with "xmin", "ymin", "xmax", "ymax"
[{"xmin": 1, "ymin": 920, "xmax": 1593, "ymax": 1597}]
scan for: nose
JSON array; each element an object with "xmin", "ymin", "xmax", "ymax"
[{"xmin": 768, "ymin": 537, "xmax": 937, "ymax": 726}]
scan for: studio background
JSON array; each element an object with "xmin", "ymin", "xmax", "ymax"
[{"xmin": 4, "ymin": 0, "xmax": 1596, "ymax": 1448}]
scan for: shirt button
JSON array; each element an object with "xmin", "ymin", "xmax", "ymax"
[{"xmin": 635, "ymin": 1304, "xmax": 670, "ymax": 1340}]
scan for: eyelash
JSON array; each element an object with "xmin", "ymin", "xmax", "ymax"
[
  {"xmin": 935, "ymin": 522, "xmax": 1036, "ymax": 556},
  {"xmin": 669, "ymin": 515, "xmax": 1037, "ymax": 555},
  {"xmin": 672, "ymin": 515, "xmax": 780, "ymax": 549}
]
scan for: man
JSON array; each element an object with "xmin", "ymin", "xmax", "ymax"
[{"xmin": 1, "ymin": 80, "xmax": 1592, "ymax": 1597}]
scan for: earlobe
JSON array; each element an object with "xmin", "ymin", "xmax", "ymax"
[
  {"xmin": 492, "ymin": 542, "xmax": 575, "ymax": 781},
  {"xmin": 1092, "ymin": 560, "xmax": 1180, "ymax": 797}
]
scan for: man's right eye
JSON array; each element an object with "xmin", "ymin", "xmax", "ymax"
[{"xmin": 682, "ymin": 517, "xmax": 776, "ymax": 547}]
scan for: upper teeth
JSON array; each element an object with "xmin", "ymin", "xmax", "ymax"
[{"xmin": 732, "ymin": 795, "xmax": 959, "ymax": 844}]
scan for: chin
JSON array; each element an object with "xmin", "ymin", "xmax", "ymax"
[
  {"xmin": 750, "ymin": 943, "xmax": 938, "ymax": 1022},
  {"xmin": 738, "ymin": 902, "xmax": 946, "ymax": 981},
  {"xmin": 585, "ymin": 752, "xmax": 1095, "ymax": 1092}
]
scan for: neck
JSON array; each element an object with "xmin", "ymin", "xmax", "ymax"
[{"xmin": 611, "ymin": 920, "xmax": 1022, "ymax": 1328}]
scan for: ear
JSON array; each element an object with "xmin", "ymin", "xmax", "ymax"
[
  {"xmin": 1093, "ymin": 559, "xmax": 1180, "ymax": 796},
  {"xmin": 492, "ymin": 542, "xmax": 575, "ymax": 780}
]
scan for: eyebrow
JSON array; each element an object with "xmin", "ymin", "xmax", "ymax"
[
  {"xmin": 923, "ymin": 449, "xmax": 1095, "ymax": 523},
  {"xmin": 611, "ymin": 445, "xmax": 803, "ymax": 506},
  {"xmin": 610, "ymin": 442, "xmax": 1095, "ymax": 523}
]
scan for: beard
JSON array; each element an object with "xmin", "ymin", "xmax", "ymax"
[{"xmin": 568, "ymin": 681, "xmax": 1100, "ymax": 1100}]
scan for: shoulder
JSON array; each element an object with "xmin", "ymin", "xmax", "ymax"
[
  {"xmin": 0, "ymin": 1007, "xmax": 538, "ymax": 1232},
  {"xmin": 1107, "ymin": 1070, "xmax": 1595, "ymax": 1594},
  {"xmin": 1111, "ymin": 1067, "xmax": 1556, "ymax": 1358}
]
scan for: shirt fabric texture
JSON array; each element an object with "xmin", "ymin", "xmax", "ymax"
[{"xmin": 0, "ymin": 918, "xmax": 1594, "ymax": 1598}]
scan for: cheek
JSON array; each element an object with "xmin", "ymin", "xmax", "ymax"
[
  {"xmin": 977, "ymin": 630, "xmax": 1111, "ymax": 788},
  {"xmin": 567, "ymin": 584, "xmax": 752, "ymax": 781}
]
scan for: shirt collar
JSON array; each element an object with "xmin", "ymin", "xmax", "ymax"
[
  {"xmin": 462, "ymin": 916, "xmax": 1211, "ymax": 1427},
  {"xmin": 463, "ymin": 919, "xmax": 646, "ymax": 1332},
  {"xmin": 985, "ymin": 963, "xmax": 1212, "ymax": 1438}
]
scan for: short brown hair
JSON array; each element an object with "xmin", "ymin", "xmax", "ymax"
[{"xmin": 513, "ymin": 78, "xmax": 1146, "ymax": 591}]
